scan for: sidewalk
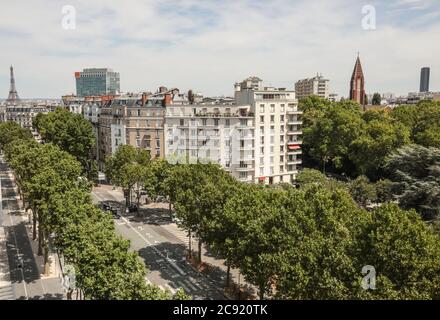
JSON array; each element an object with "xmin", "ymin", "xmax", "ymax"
[{"xmin": 8, "ymin": 174, "xmax": 65, "ymax": 299}]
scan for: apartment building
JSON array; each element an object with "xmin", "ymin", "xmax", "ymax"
[
  {"xmin": 0, "ymin": 103, "xmax": 50, "ymax": 128},
  {"xmin": 235, "ymin": 77, "xmax": 302, "ymax": 184},
  {"xmin": 295, "ymin": 74, "xmax": 330, "ymax": 100},
  {"xmin": 164, "ymin": 103, "xmax": 255, "ymax": 182},
  {"xmin": 96, "ymin": 89, "xmax": 184, "ymax": 169}
]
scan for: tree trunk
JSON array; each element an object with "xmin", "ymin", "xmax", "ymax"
[
  {"xmin": 43, "ymin": 233, "xmax": 50, "ymax": 276},
  {"xmin": 169, "ymin": 202, "xmax": 172, "ymax": 218},
  {"xmin": 37, "ymin": 224, "xmax": 43, "ymax": 256},
  {"xmin": 32, "ymin": 208, "xmax": 37, "ymax": 240},
  {"xmin": 188, "ymin": 231, "xmax": 192, "ymax": 259},
  {"xmin": 226, "ymin": 263, "xmax": 231, "ymax": 288},
  {"xmin": 67, "ymin": 289, "xmax": 73, "ymax": 300},
  {"xmin": 259, "ymin": 284, "xmax": 265, "ymax": 300},
  {"xmin": 198, "ymin": 240, "xmax": 202, "ymax": 264}
]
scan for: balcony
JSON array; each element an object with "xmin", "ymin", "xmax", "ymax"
[
  {"xmin": 287, "ymin": 149, "xmax": 302, "ymax": 155},
  {"xmin": 287, "ymin": 159, "xmax": 302, "ymax": 165},
  {"xmin": 236, "ymin": 163, "xmax": 254, "ymax": 172},
  {"xmin": 287, "ymin": 131, "xmax": 303, "ymax": 135},
  {"xmin": 287, "ymin": 120, "xmax": 302, "ymax": 125},
  {"xmin": 287, "ymin": 140, "xmax": 303, "ymax": 145},
  {"xmin": 287, "ymin": 110, "xmax": 303, "ymax": 115}
]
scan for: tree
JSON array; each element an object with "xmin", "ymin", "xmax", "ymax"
[
  {"xmin": 105, "ymin": 145, "xmax": 151, "ymax": 207},
  {"xmin": 372, "ymin": 93, "xmax": 381, "ymax": 105},
  {"xmin": 385, "ymin": 145, "xmax": 440, "ymax": 221},
  {"xmin": 34, "ymin": 108, "xmax": 97, "ymax": 180},
  {"xmin": 350, "ymin": 111, "xmax": 410, "ymax": 179},
  {"xmin": 357, "ymin": 204, "xmax": 440, "ymax": 299},
  {"xmin": 296, "ymin": 168, "xmax": 327, "ymax": 186},
  {"xmin": 348, "ymin": 175, "xmax": 377, "ymax": 208},
  {"xmin": 303, "ymin": 102, "xmax": 364, "ymax": 174},
  {"xmin": 391, "ymin": 101, "xmax": 440, "ymax": 148},
  {"xmin": 0, "ymin": 121, "xmax": 33, "ymax": 149}
]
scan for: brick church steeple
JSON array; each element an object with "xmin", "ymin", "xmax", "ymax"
[{"xmin": 349, "ymin": 54, "xmax": 365, "ymax": 106}]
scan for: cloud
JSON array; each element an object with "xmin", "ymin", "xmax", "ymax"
[{"xmin": 0, "ymin": 0, "xmax": 439, "ymax": 98}]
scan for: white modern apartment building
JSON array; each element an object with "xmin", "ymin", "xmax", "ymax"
[
  {"xmin": 295, "ymin": 74, "xmax": 330, "ymax": 100},
  {"xmin": 164, "ymin": 103, "xmax": 255, "ymax": 182},
  {"xmin": 235, "ymin": 77, "xmax": 302, "ymax": 184}
]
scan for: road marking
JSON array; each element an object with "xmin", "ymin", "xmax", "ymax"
[
  {"xmin": 92, "ymin": 191, "xmax": 187, "ymax": 277},
  {"xmin": 1, "ymin": 175, "xmax": 28, "ymax": 300},
  {"xmin": 183, "ymin": 279, "xmax": 198, "ymax": 291},
  {"xmin": 189, "ymin": 277, "xmax": 203, "ymax": 290}
]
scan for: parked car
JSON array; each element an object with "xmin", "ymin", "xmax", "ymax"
[{"xmin": 128, "ymin": 204, "xmax": 138, "ymax": 212}]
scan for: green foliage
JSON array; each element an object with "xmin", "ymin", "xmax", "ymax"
[
  {"xmin": 391, "ymin": 101, "xmax": 440, "ymax": 148},
  {"xmin": 385, "ymin": 145, "xmax": 440, "ymax": 221},
  {"xmin": 372, "ymin": 93, "xmax": 381, "ymax": 105},
  {"xmin": 349, "ymin": 111, "xmax": 410, "ymax": 179},
  {"xmin": 105, "ymin": 145, "xmax": 152, "ymax": 205},
  {"xmin": 1, "ymin": 124, "xmax": 178, "ymax": 300},
  {"xmin": 0, "ymin": 121, "xmax": 33, "ymax": 148},
  {"xmin": 296, "ymin": 168, "xmax": 327, "ymax": 186},
  {"xmin": 34, "ymin": 108, "xmax": 97, "ymax": 180},
  {"xmin": 347, "ymin": 175, "xmax": 377, "ymax": 208},
  {"xmin": 358, "ymin": 204, "xmax": 440, "ymax": 299}
]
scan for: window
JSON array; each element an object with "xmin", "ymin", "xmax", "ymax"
[
  {"xmin": 280, "ymin": 115, "xmax": 284, "ymax": 123},
  {"xmin": 260, "ymin": 116, "xmax": 264, "ymax": 124},
  {"xmin": 136, "ymin": 129, "xmax": 140, "ymax": 137},
  {"xmin": 280, "ymin": 155, "xmax": 284, "ymax": 162},
  {"xmin": 156, "ymin": 149, "xmax": 160, "ymax": 157},
  {"xmin": 202, "ymin": 119, "xmax": 207, "ymax": 126},
  {"xmin": 137, "ymin": 109, "xmax": 141, "ymax": 117},
  {"xmin": 270, "ymin": 136, "xmax": 274, "ymax": 144},
  {"xmin": 270, "ymin": 167, "xmax": 274, "ymax": 175},
  {"xmin": 260, "ymin": 104, "xmax": 265, "ymax": 113},
  {"xmin": 156, "ymin": 139, "xmax": 160, "ymax": 148},
  {"xmin": 260, "ymin": 136, "xmax": 264, "ymax": 144},
  {"xmin": 270, "ymin": 104, "xmax": 275, "ymax": 113},
  {"xmin": 214, "ymin": 119, "xmax": 219, "ymax": 126},
  {"xmin": 280, "ymin": 146, "xmax": 284, "ymax": 152},
  {"xmin": 260, "ymin": 126, "xmax": 264, "ymax": 135},
  {"xmin": 225, "ymin": 119, "xmax": 230, "ymax": 127},
  {"xmin": 136, "ymin": 139, "xmax": 140, "ymax": 147},
  {"xmin": 280, "ymin": 104, "xmax": 285, "ymax": 112},
  {"xmin": 191, "ymin": 129, "xmax": 196, "ymax": 136},
  {"xmin": 280, "ymin": 135, "xmax": 284, "ymax": 142},
  {"xmin": 270, "ymin": 156, "xmax": 274, "ymax": 164},
  {"xmin": 270, "ymin": 146, "xmax": 274, "ymax": 154},
  {"xmin": 260, "ymin": 147, "xmax": 264, "ymax": 154},
  {"xmin": 180, "ymin": 119, "xmax": 184, "ymax": 126},
  {"xmin": 239, "ymin": 172, "xmax": 247, "ymax": 179},
  {"xmin": 240, "ymin": 119, "xmax": 247, "ymax": 126},
  {"xmin": 260, "ymin": 168, "xmax": 264, "ymax": 176},
  {"xmin": 270, "ymin": 115, "xmax": 275, "ymax": 123},
  {"xmin": 260, "ymin": 157, "xmax": 264, "ymax": 165},
  {"xmin": 226, "ymin": 161, "xmax": 230, "ymax": 168},
  {"xmin": 281, "ymin": 125, "xmax": 284, "ymax": 133}
]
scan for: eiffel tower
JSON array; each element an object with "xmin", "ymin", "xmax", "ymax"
[{"xmin": 6, "ymin": 65, "xmax": 20, "ymax": 103}]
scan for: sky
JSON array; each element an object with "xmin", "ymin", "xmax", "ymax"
[{"xmin": 0, "ymin": 0, "xmax": 439, "ymax": 99}]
